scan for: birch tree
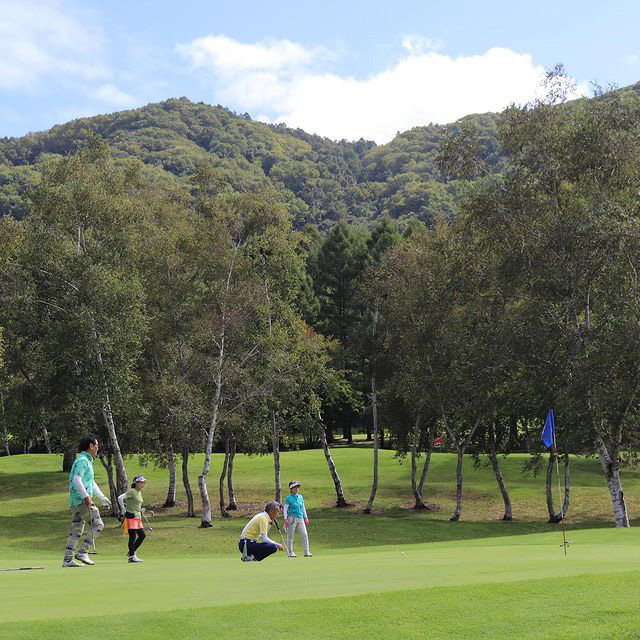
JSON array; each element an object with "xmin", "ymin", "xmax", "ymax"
[
  {"xmin": 192, "ymin": 175, "xmax": 297, "ymax": 527},
  {"xmin": 2, "ymin": 140, "xmax": 146, "ymax": 488},
  {"xmin": 450, "ymin": 71, "xmax": 640, "ymax": 526}
]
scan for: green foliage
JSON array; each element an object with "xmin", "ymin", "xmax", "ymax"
[{"xmin": 0, "ymin": 98, "xmax": 507, "ymax": 229}]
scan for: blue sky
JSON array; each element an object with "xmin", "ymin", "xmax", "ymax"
[{"xmin": 2, "ymin": 0, "xmax": 639, "ymax": 143}]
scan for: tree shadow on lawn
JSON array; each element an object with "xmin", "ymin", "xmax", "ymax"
[
  {"xmin": 0, "ymin": 512, "xmax": 69, "ymax": 550},
  {"xmin": 306, "ymin": 505, "xmax": 634, "ymax": 547},
  {"xmin": 2, "ymin": 508, "xmax": 636, "ymax": 556},
  {"xmin": 0, "ymin": 470, "xmax": 67, "ymax": 501}
]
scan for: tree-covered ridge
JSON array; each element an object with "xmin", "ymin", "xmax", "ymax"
[{"xmin": 0, "ymin": 97, "xmax": 501, "ymax": 226}]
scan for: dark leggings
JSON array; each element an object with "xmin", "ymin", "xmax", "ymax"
[{"xmin": 128, "ymin": 529, "xmax": 146, "ymax": 556}]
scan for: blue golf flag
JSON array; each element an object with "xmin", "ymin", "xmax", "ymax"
[{"xmin": 541, "ymin": 409, "xmax": 555, "ymax": 449}]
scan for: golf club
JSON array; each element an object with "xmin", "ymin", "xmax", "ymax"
[
  {"xmin": 272, "ymin": 518, "xmax": 290, "ymax": 558},
  {"xmin": 0, "ymin": 566, "xmax": 45, "ymax": 571},
  {"xmin": 87, "ymin": 505, "xmax": 97, "ymax": 553},
  {"xmin": 142, "ymin": 511, "xmax": 154, "ymax": 532}
]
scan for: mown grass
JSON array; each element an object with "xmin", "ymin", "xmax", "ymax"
[
  {"xmin": 1, "ymin": 450, "xmax": 640, "ymax": 639},
  {"xmin": 1, "ymin": 449, "xmax": 639, "ymax": 555}
]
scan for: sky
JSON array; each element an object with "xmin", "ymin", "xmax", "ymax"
[{"xmin": 2, "ymin": 0, "xmax": 639, "ymax": 143}]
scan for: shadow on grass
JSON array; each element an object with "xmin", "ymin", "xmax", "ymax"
[
  {"xmin": 1, "ymin": 507, "xmax": 634, "ymax": 556},
  {"xmin": 302, "ymin": 505, "xmax": 630, "ymax": 548},
  {"xmin": 0, "ymin": 470, "xmax": 68, "ymax": 501}
]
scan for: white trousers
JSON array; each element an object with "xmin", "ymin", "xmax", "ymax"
[{"xmin": 286, "ymin": 518, "xmax": 310, "ymax": 556}]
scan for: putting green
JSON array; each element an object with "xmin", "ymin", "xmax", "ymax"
[
  {"xmin": 2, "ymin": 528, "xmax": 640, "ymax": 635},
  {"xmin": 3, "ymin": 452, "xmax": 640, "ymax": 638}
]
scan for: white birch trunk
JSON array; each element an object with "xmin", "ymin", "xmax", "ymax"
[
  {"xmin": 596, "ymin": 437, "xmax": 629, "ymax": 527},
  {"xmin": 42, "ymin": 426, "xmax": 52, "ymax": 454},
  {"xmin": 198, "ymin": 248, "xmax": 236, "ymax": 527},
  {"xmin": 78, "ymin": 223, "xmax": 128, "ymax": 493},
  {"xmin": 320, "ymin": 429, "xmax": 348, "ymax": 507},
  {"xmin": 99, "ymin": 453, "xmax": 119, "ymax": 517},
  {"xmin": 98, "ymin": 372, "xmax": 128, "ymax": 494},
  {"xmin": 271, "ymin": 410, "xmax": 281, "ymax": 504},
  {"xmin": 198, "ymin": 377, "xmax": 222, "ymax": 526}
]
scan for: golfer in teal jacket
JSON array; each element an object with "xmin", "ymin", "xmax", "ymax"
[
  {"xmin": 283, "ymin": 481, "xmax": 312, "ymax": 557},
  {"xmin": 62, "ymin": 434, "xmax": 111, "ymax": 567}
]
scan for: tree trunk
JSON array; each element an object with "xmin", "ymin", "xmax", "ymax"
[
  {"xmin": 164, "ymin": 443, "xmax": 177, "ymax": 507},
  {"xmin": 596, "ymin": 438, "xmax": 629, "ymax": 527},
  {"xmin": 320, "ymin": 429, "xmax": 348, "ymax": 507},
  {"xmin": 561, "ymin": 457, "xmax": 570, "ymax": 518},
  {"xmin": 546, "ymin": 451, "xmax": 558, "ymax": 522},
  {"xmin": 181, "ymin": 446, "xmax": 195, "ymax": 517},
  {"xmin": 411, "ymin": 414, "xmax": 427, "ymax": 509},
  {"xmin": 0, "ymin": 390, "xmax": 10, "ymax": 456},
  {"xmin": 99, "ymin": 389, "xmax": 128, "ymax": 495},
  {"xmin": 226, "ymin": 437, "xmax": 237, "ymax": 510},
  {"xmin": 545, "ymin": 451, "xmax": 571, "ymax": 523},
  {"xmin": 62, "ymin": 444, "xmax": 77, "ymax": 472},
  {"xmin": 271, "ymin": 410, "xmax": 281, "ymax": 504},
  {"xmin": 444, "ymin": 417, "xmax": 481, "ymax": 522},
  {"xmin": 42, "ymin": 426, "xmax": 52, "ymax": 454},
  {"xmin": 99, "ymin": 453, "xmax": 119, "ymax": 517},
  {"xmin": 198, "ymin": 344, "xmax": 224, "ymax": 527},
  {"xmin": 79, "ymin": 224, "xmax": 128, "ymax": 494},
  {"xmin": 489, "ymin": 436, "xmax": 512, "ymax": 521},
  {"xmin": 364, "ymin": 373, "xmax": 379, "ymax": 514},
  {"xmin": 342, "ymin": 423, "xmax": 353, "ymax": 444},
  {"xmin": 450, "ymin": 446, "xmax": 464, "ymax": 521},
  {"xmin": 417, "ymin": 430, "xmax": 435, "ymax": 499},
  {"xmin": 198, "ymin": 250, "xmax": 235, "ymax": 528},
  {"xmin": 218, "ymin": 436, "xmax": 230, "ymax": 518}
]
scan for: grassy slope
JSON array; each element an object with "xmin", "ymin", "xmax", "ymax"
[{"xmin": 1, "ymin": 450, "xmax": 640, "ymax": 639}]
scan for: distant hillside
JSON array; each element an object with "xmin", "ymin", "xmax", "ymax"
[{"xmin": 0, "ymin": 97, "xmax": 504, "ymax": 227}]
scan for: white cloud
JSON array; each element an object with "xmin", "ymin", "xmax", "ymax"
[
  {"xmin": 177, "ymin": 35, "xmax": 586, "ymax": 143},
  {"xmin": 401, "ymin": 34, "xmax": 442, "ymax": 54},
  {"xmin": 91, "ymin": 84, "xmax": 137, "ymax": 108},
  {"xmin": 626, "ymin": 54, "xmax": 640, "ymax": 65},
  {"xmin": 176, "ymin": 35, "xmax": 330, "ymax": 75},
  {"xmin": 0, "ymin": 0, "xmax": 107, "ymax": 91}
]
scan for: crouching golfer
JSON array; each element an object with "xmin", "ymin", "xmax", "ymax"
[
  {"xmin": 117, "ymin": 476, "xmax": 151, "ymax": 563},
  {"xmin": 62, "ymin": 434, "xmax": 111, "ymax": 567},
  {"xmin": 238, "ymin": 501, "xmax": 284, "ymax": 562}
]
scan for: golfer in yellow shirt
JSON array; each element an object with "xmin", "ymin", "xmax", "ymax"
[{"xmin": 238, "ymin": 501, "xmax": 284, "ymax": 562}]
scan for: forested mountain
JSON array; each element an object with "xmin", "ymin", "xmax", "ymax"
[{"xmin": 0, "ymin": 97, "xmax": 502, "ymax": 227}]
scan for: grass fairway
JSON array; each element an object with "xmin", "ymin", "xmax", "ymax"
[{"xmin": 2, "ymin": 450, "xmax": 640, "ymax": 638}]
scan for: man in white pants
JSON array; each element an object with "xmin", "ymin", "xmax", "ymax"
[
  {"xmin": 62, "ymin": 434, "xmax": 112, "ymax": 567},
  {"xmin": 283, "ymin": 481, "xmax": 312, "ymax": 558}
]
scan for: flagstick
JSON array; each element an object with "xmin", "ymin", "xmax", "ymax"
[{"xmin": 552, "ymin": 427, "xmax": 569, "ymax": 556}]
